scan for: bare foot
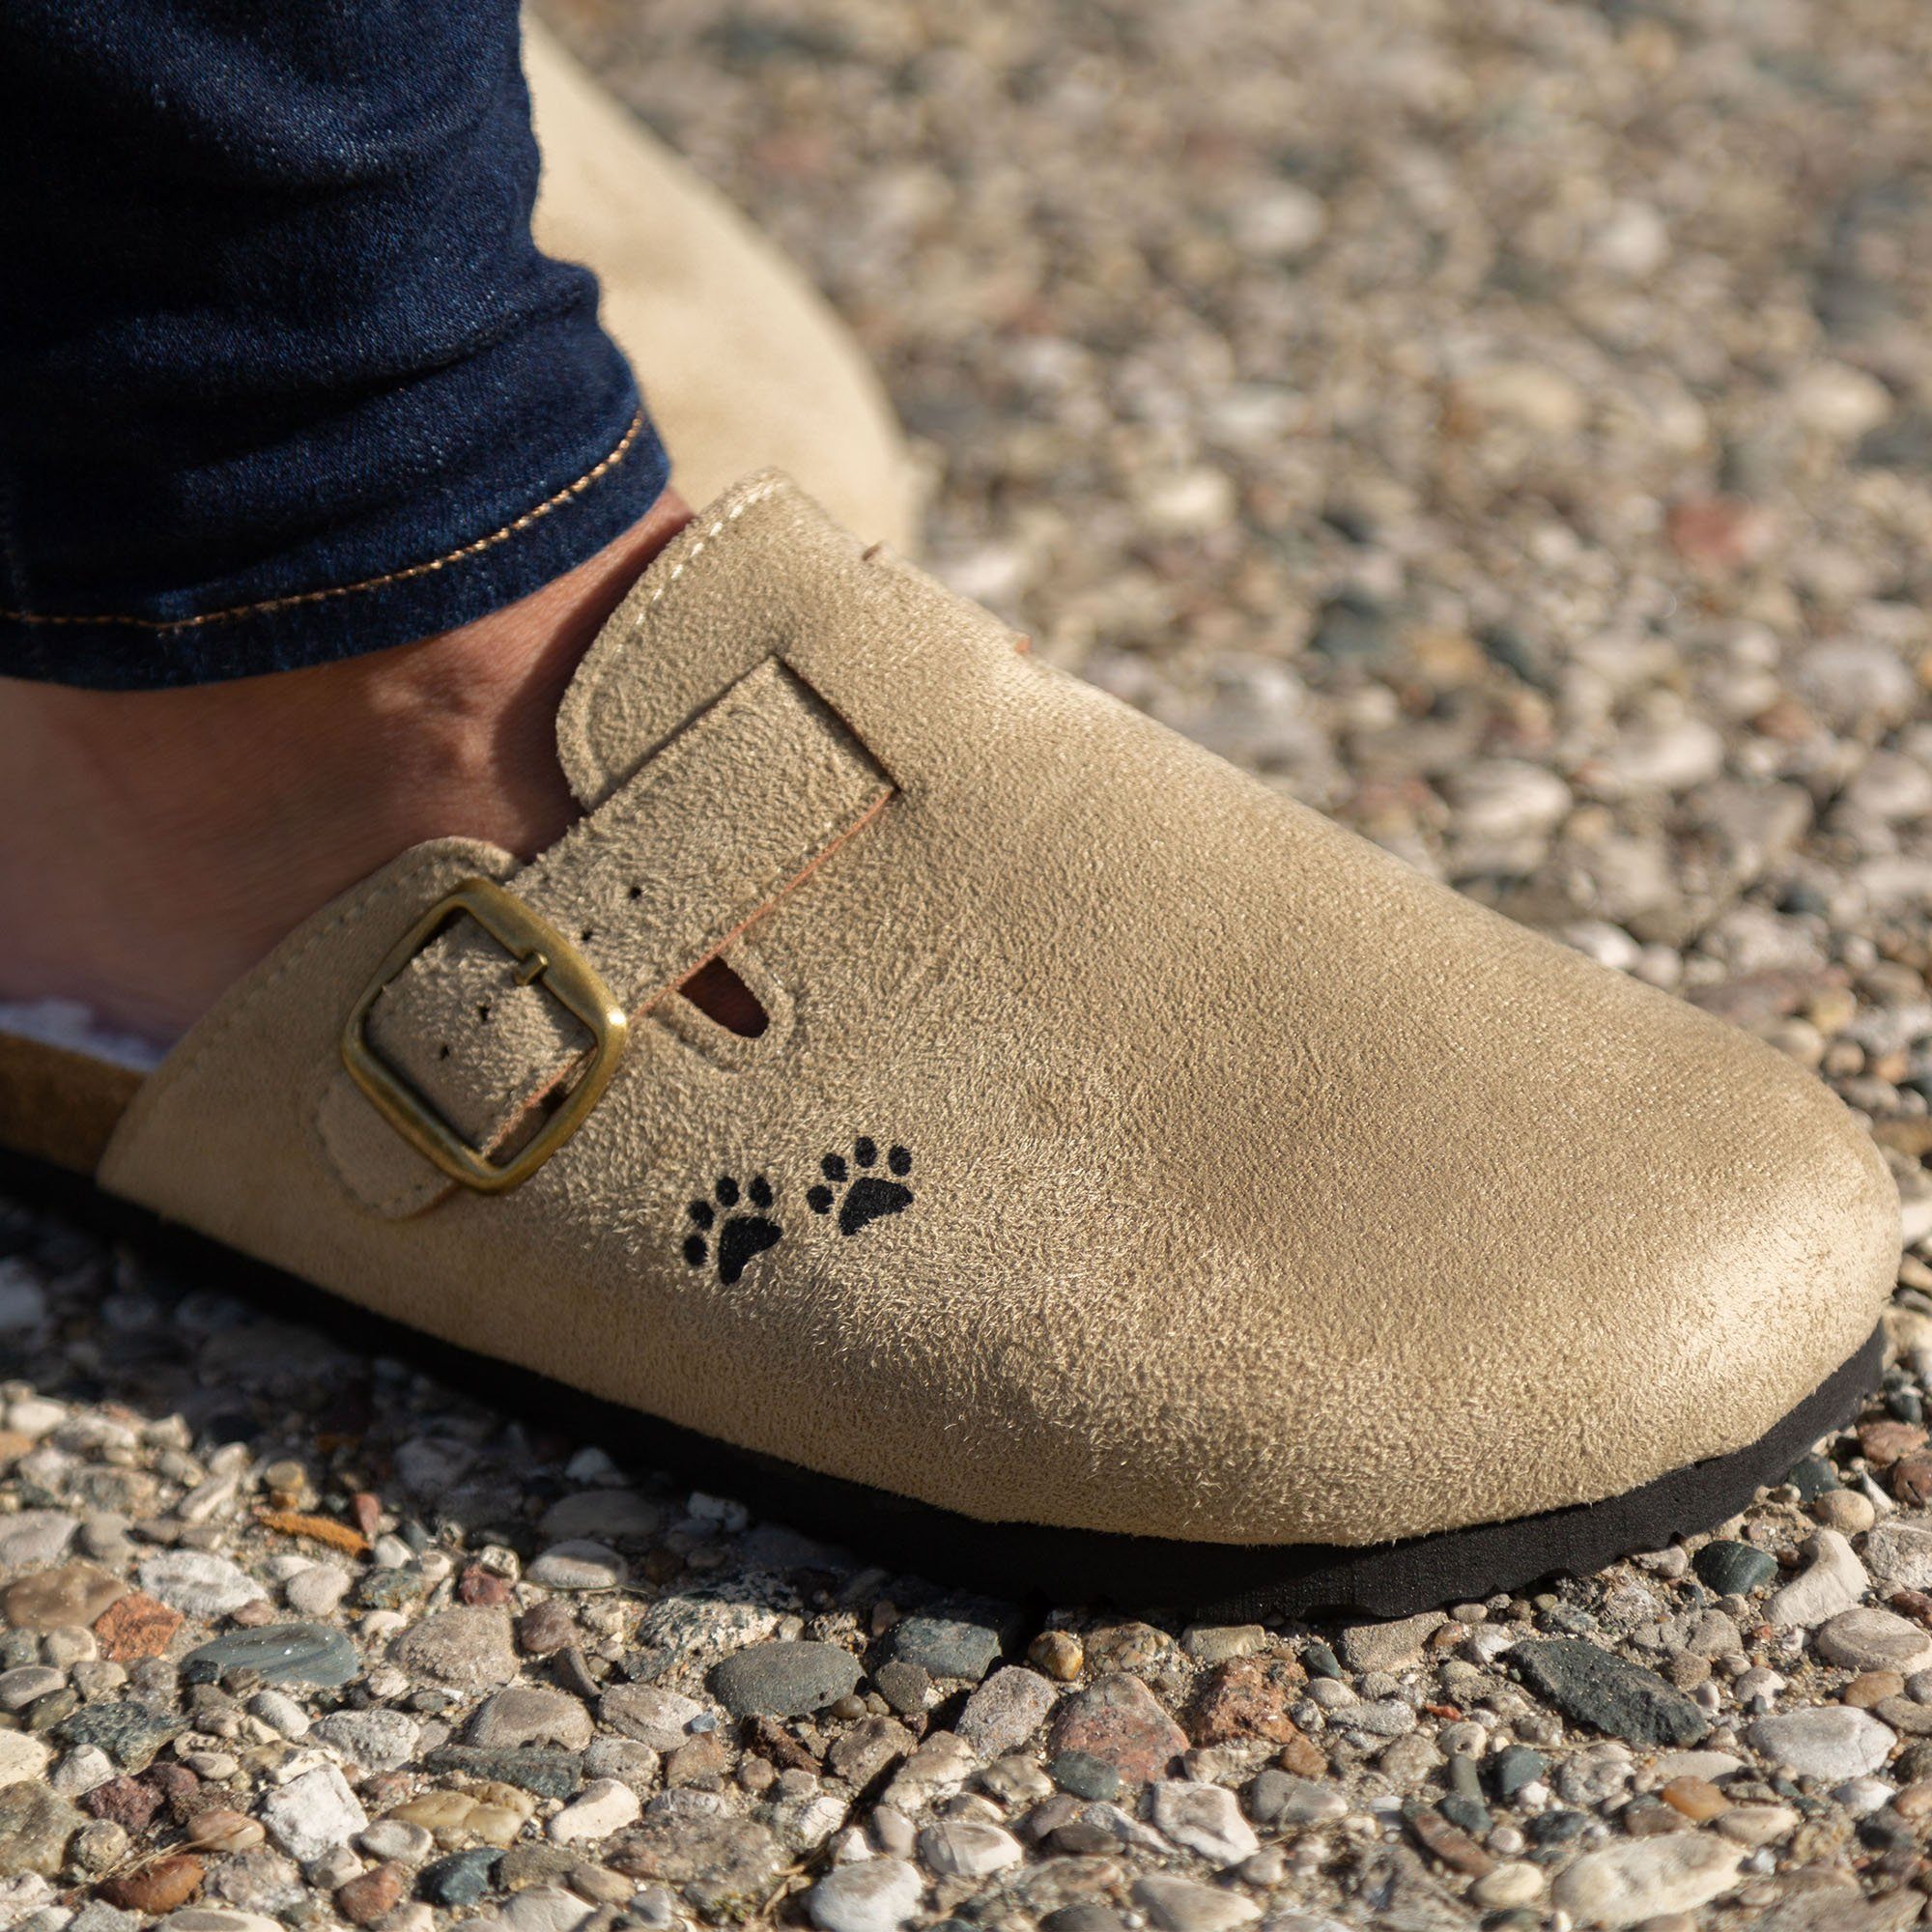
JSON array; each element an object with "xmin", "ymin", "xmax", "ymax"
[{"xmin": 0, "ymin": 491, "xmax": 693, "ymax": 1041}]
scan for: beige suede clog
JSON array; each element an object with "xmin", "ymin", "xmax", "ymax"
[{"xmin": 0, "ymin": 477, "xmax": 1898, "ymax": 1615}]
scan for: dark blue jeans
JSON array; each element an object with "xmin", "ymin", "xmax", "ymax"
[{"xmin": 0, "ymin": 0, "xmax": 669, "ymax": 688}]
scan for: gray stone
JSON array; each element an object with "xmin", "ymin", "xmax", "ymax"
[
  {"xmin": 956, "ymin": 1666, "xmax": 1057, "ymax": 1756},
  {"xmin": 1861, "ymin": 1520, "xmax": 1932, "ymax": 1592},
  {"xmin": 0, "ymin": 1514, "xmax": 77, "ymax": 1571},
  {"xmin": 538, "ymin": 1492, "xmax": 663, "ymax": 1543},
  {"xmin": 597, "ymin": 1684, "xmax": 707, "ymax": 1752},
  {"xmin": 710, "ymin": 1641, "xmax": 863, "ymax": 1719},
  {"xmin": 806, "ymin": 1858, "xmax": 923, "ymax": 1932},
  {"xmin": 606, "ymin": 1810, "xmax": 787, "ymax": 1917},
  {"xmin": 390, "ymin": 1606, "xmax": 518, "ymax": 1690},
  {"xmin": 1245, "ymin": 1771, "xmax": 1345, "ymax": 1829},
  {"xmin": 1510, "ymin": 1638, "xmax": 1708, "ymax": 1747},
  {"xmin": 182, "ymin": 1623, "xmax": 357, "ymax": 1688},
  {"xmin": 879, "ymin": 1615, "xmax": 1002, "ymax": 1683},
  {"xmin": 258, "ymin": 1764, "xmax": 367, "ymax": 1861},
  {"xmin": 1131, "ymin": 1875, "xmax": 1261, "ymax": 1932},
  {"xmin": 52, "ymin": 1699, "xmax": 184, "ymax": 1770},
  {"xmin": 0, "ymin": 1783, "xmax": 82, "ymax": 1879},
  {"xmin": 526, "ymin": 1542, "xmax": 625, "ymax": 1592},
  {"xmin": 1338, "ymin": 1612, "xmax": 1446, "ymax": 1674},
  {"xmin": 309, "ymin": 1707, "xmax": 421, "ymax": 1771},
  {"xmin": 1815, "ymin": 1607, "xmax": 1932, "ymax": 1675},
  {"xmin": 135, "ymin": 1551, "xmax": 263, "ymax": 1619},
  {"xmin": 422, "ymin": 1747, "xmax": 582, "ymax": 1800},
  {"xmin": 1747, "ymin": 1707, "xmax": 1896, "ymax": 1782},
  {"xmin": 470, "ymin": 1685, "xmax": 593, "ymax": 1751}
]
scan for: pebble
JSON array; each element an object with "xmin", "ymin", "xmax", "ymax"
[
  {"xmin": 711, "ymin": 1640, "xmax": 864, "ymax": 1719},
  {"xmin": 0, "ymin": 1513, "xmax": 76, "ymax": 1569},
  {"xmin": 0, "ymin": 1783, "xmax": 82, "ymax": 1878},
  {"xmin": 1, "ymin": 1561, "xmax": 126, "ymax": 1631},
  {"xmin": 310, "ymin": 1708, "xmax": 421, "ymax": 1772},
  {"xmin": 1861, "ymin": 1521, "xmax": 1932, "ymax": 1592},
  {"xmin": 956, "ymin": 1665, "xmax": 1057, "ymax": 1756},
  {"xmin": 525, "ymin": 1541, "xmax": 625, "ymax": 1591},
  {"xmin": 1338, "ymin": 1613, "xmax": 1445, "ymax": 1674},
  {"xmin": 100, "ymin": 1855, "xmax": 205, "ymax": 1914},
  {"xmin": 878, "ymin": 1613, "xmax": 1004, "ymax": 1682},
  {"xmin": 917, "ymin": 1820, "xmax": 1023, "ymax": 1878},
  {"xmin": 547, "ymin": 1778, "xmax": 640, "ymax": 1843},
  {"xmin": 182, "ymin": 1623, "xmax": 357, "ymax": 1688},
  {"xmin": 1147, "ymin": 1781, "xmax": 1259, "ymax": 1864},
  {"xmin": 0, "ymin": 1734, "xmax": 51, "ymax": 1788},
  {"xmin": 257, "ymin": 1765, "xmax": 367, "ymax": 1862},
  {"xmin": 135, "ymin": 1552, "xmax": 263, "ymax": 1619},
  {"xmin": 1131, "ymin": 1875, "xmax": 1261, "ymax": 1932},
  {"xmin": 1767, "ymin": 1533, "xmax": 1869, "ymax": 1630},
  {"xmin": 1510, "ymin": 1639, "xmax": 1708, "ymax": 1747},
  {"xmin": 1047, "ymin": 1674, "xmax": 1188, "ymax": 1784},
  {"xmin": 1816, "ymin": 1606, "xmax": 1932, "ymax": 1675},
  {"xmin": 92, "ymin": 1591, "xmax": 183, "ymax": 1662},
  {"xmin": 1692, "ymin": 1541, "xmax": 1778, "ymax": 1598},
  {"xmin": 1549, "ymin": 1835, "xmax": 1745, "ymax": 1927},
  {"xmin": 1469, "ymin": 1862, "xmax": 1544, "ymax": 1909},
  {"xmin": 418, "ymin": 1848, "xmax": 502, "ymax": 1907},
  {"xmin": 389, "ymin": 1606, "xmax": 519, "ymax": 1690},
  {"xmin": 333, "ymin": 1861, "xmax": 406, "ymax": 1928},
  {"xmin": 1747, "ymin": 1707, "xmax": 1897, "ymax": 1781},
  {"xmin": 52, "ymin": 1699, "xmax": 182, "ymax": 1770},
  {"xmin": 807, "ymin": 1858, "xmax": 923, "ymax": 1932},
  {"xmin": 598, "ymin": 1684, "xmax": 706, "ymax": 1752},
  {"xmin": 470, "ymin": 1685, "xmax": 594, "ymax": 1751},
  {"xmin": 538, "ymin": 1491, "xmax": 662, "ymax": 1542}
]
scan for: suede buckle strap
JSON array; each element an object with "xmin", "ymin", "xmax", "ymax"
[{"xmin": 319, "ymin": 657, "xmax": 892, "ymax": 1216}]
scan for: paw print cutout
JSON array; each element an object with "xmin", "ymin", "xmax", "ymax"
[
  {"xmin": 808, "ymin": 1137, "xmax": 914, "ymax": 1236},
  {"xmin": 684, "ymin": 1174, "xmax": 781, "ymax": 1286}
]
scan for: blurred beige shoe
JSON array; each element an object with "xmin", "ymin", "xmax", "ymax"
[{"xmin": 525, "ymin": 17, "xmax": 920, "ymax": 553}]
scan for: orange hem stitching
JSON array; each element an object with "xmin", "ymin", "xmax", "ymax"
[{"xmin": 0, "ymin": 410, "xmax": 648, "ymax": 636}]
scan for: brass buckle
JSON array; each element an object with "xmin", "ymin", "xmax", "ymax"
[{"xmin": 341, "ymin": 877, "xmax": 629, "ymax": 1195}]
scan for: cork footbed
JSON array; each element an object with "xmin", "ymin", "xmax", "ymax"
[{"xmin": 0, "ymin": 1033, "xmax": 141, "ymax": 1178}]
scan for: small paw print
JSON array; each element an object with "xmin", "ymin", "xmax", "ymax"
[
  {"xmin": 808, "ymin": 1137, "xmax": 914, "ymax": 1236},
  {"xmin": 684, "ymin": 1174, "xmax": 781, "ymax": 1285}
]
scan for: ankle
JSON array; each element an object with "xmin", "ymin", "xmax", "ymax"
[{"xmin": 0, "ymin": 492, "xmax": 692, "ymax": 1040}]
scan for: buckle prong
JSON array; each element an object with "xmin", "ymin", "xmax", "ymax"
[{"xmin": 341, "ymin": 877, "xmax": 628, "ymax": 1195}]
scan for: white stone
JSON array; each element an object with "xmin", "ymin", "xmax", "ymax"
[
  {"xmin": 1861, "ymin": 1520, "xmax": 1932, "ymax": 1592},
  {"xmin": 1789, "ymin": 363, "xmax": 1892, "ymax": 440},
  {"xmin": 1469, "ymin": 1863, "xmax": 1544, "ymax": 1909},
  {"xmin": 916, "ymin": 1821, "xmax": 1022, "ymax": 1879},
  {"xmin": 1747, "ymin": 1706, "xmax": 1896, "ymax": 1782},
  {"xmin": 135, "ymin": 1550, "xmax": 264, "ymax": 1618},
  {"xmin": 356, "ymin": 1820, "xmax": 434, "ymax": 1863},
  {"xmin": 1132, "ymin": 1875, "xmax": 1263, "ymax": 1932},
  {"xmin": 1147, "ymin": 1781, "xmax": 1259, "ymax": 1865},
  {"xmin": 1338, "ymin": 1611, "xmax": 1447, "ymax": 1675},
  {"xmin": 806, "ymin": 1859, "xmax": 923, "ymax": 1932},
  {"xmin": 526, "ymin": 1541, "xmax": 625, "ymax": 1591},
  {"xmin": 1716, "ymin": 1803, "xmax": 1797, "ymax": 1846},
  {"xmin": 1816, "ymin": 1607, "xmax": 1932, "ymax": 1675},
  {"xmin": 48, "ymin": 1745, "xmax": 114, "ymax": 1797},
  {"xmin": 247, "ymin": 1690, "xmax": 310, "ymax": 1741},
  {"xmin": 492, "ymin": 1889, "xmax": 596, "ymax": 1932},
  {"xmin": 0, "ymin": 1513, "xmax": 76, "ymax": 1570},
  {"xmin": 1457, "ymin": 363, "xmax": 1587, "ymax": 436},
  {"xmin": 258, "ymin": 1764, "xmax": 367, "ymax": 1861},
  {"xmin": 1833, "ymin": 1776, "xmax": 1897, "ymax": 1817},
  {"xmin": 1765, "ymin": 1531, "xmax": 1866, "ymax": 1630},
  {"xmin": 0, "ymin": 1732, "xmax": 51, "ymax": 1789},
  {"xmin": 1548, "ymin": 1835, "xmax": 1746, "ymax": 1927},
  {"xmin": 3, "ymin": 1399, "xmax": 64, "ymax": 1440},
  {"xmin": 547, "ymin": 1779, "xmax": 640, "ymax": 1844},
  {"xmin": 284, "ymin": 1565, "xmax": 350, "ymax": 1617}
]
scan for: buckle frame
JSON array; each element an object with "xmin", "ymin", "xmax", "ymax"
[{"xmin": 341, "ymin": 876, "xmax": 629, "ymax": 1194}]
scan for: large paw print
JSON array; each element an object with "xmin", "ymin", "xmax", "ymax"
[
  {"xmin": 684, "ymin": 1174, "xmax": 781, "ymax": 1286},
  {"xmin": 808, "ymin": 1137, "xmax": 914, "ymax": 1236}
]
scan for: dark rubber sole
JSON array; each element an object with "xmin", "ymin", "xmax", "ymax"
[{"xmin": 0, "ymin": 1146, "xmax": 1884, "ymax": 1620}]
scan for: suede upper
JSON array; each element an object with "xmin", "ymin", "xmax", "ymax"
[{"xmin": 95, "ymin": 475, "xmax": 1899, "ymax": 1548}]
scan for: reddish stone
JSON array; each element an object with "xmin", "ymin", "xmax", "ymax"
[
  {"xmin": 1407, "ymin": 1807, "xmax": 1494, "ymax": 1877},
  {"xmin": 1045, "ymin": 1673, "xmax": 1187, "ymax": 1784},
  {"xmin": 462, "ymin": 1565, "xmax": 513, "ymax": 1607},
  {"xmin": 81, "ymin": 1776, "xmax": 161, "ymax": 1833},
  {"xmin": 144, "ymin": 1762, "xmax": 203, "ymax": 1823},
  {"xmin": 1276, "ymin": 1731, "xmax": 1327, "ymax": 1778},
  {"xmin": 93, "ymin": 1590, "xmax": 185, "ymax": 1662},
  {"xmin": 1665, "ymin": 496, "xmax": 1776, "ymax": 572},
  {"xmin": 351, "ymin": 1492, "xmax": 384, "ymax": 1541},
  {"xmin": 1184, "ymin": 1656, "xmax": 1305, "ymax": 1746},
  {"xmin": 336, "ymin": 1861, "xmax": 407, "ymax": 1926},
  {"xmin": 1891, "ymin": 1455, "xmax": 1932, "ymax": 1508},
  {"xmin": 99, "ymin": 1854, "xmax": 204, "ymax": 1913},
  {"xmin": 1861, "ymin": 1421, "xmax": 1929, "ymax": 1469}
]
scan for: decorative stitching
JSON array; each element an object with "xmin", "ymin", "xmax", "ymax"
[
  {"xmin": 0, "ymin": 412, "xmax": 647, "ymax": 633},
  {"xmin": 579, "ymin": 475, "xmax": 787, "ymax": 722}
]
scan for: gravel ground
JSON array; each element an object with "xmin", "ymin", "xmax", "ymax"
[{"xmin": 8, "ymin": 0, "xmax": 1932, "ymax": 1928}]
